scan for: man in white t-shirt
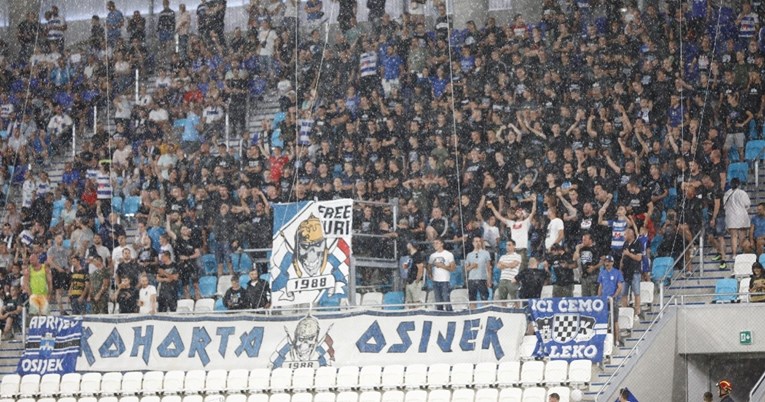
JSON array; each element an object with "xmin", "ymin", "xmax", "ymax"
[
  {"xmin": 496, "ymin": 239, "xmax": 522, "ymax": 305},
  {"xmin": 488, "ymin": 197, "xmax": 536, "ymax": 272},
  {"xmin": 138, "ymin": 273, "xmax": 157, "ymax": 314},
  {"xmin": 545, "ymin": 207, "xmax": 565, "ymax": 251},
  {"xmin": 428, "ymin": 238, "xmax": 455, "ymax": 311}
]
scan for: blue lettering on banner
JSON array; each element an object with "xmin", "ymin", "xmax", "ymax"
[
  {"xmin": 80, "ymin": 327, "xmax": 95, "ymax": 366},
  {"xmin": 459, "ymin": 319, "xmax": 480, "ymax": 351},
  {"xmin": 529, "ymin": 296, "xmax": 609, "ymax": 362},
  {"xmin": 158, "ymin": 327, "xmax": 185, "ymax": 358},
  {"xmin": 356, "ymin": 321, "xmax": 386, "ymax": 353},
  {"xmin": 216, "ymin": 327, "xmax": 235, "ymax": 358},
  {"xmin": 388, "ymin": 321, "xmax": 414, "ymax": 353},
  {"xmin": 418, "ymin": 321, "xmax": 432, "ymax": 353},
  {"xmin": 483, "ymin": 317, "xmax": 505, "ymax": 360},
  {"xmin": 131, "ymin": 325, "xmax": 154, "ymax": 364},
  {"xmin": 436, "ymin": 322, "xmax": 455, "ymax": 352},
  {"xmin": 234, "ymin": 327, "xmax": 264, "ymax": 357},
  {"xmin": 189, "ymin": 327, "xmax": 212, "ymax": 366},
  {"xmin": 99, "ymin": 328, "xmax": 126, "ymax": 358}
]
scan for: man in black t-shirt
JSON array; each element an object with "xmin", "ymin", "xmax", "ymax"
[
  {"xmin": 223, "ymin": 274, "xmax": 247, "ymax": 310},
  {"xmin": 244, "ymin": 269, "xmax": 270, "ymax": 310},
  {"xmin": 0, "ymin": 285, "xmax": 23, "ymax": 340},
  {"xmin": 574, "ymin": 233, "xmax": 601, "ymax": 297},
  {"xmin": 157, "ymin": 251, "xmax": 179, "ymax": 312},
  {"xmin": 116, "ymin": 248, "xmax": 141, "ymax": 288},
  {"xmin": 546, "ymin": 244, "xmax": 575, "ymax": 297},
  {"xmin": 701, "ymin": 175, "xmax": 728, "ymax": 269},
  {"xmin": 404, "ymin": 242, "xmax": 426, "ymax": 307},
  {"xmin": 620, "ymin": 228, "xmax": 643, "ymax": 319},
  {"xmin": 168, "ymin": 225, "xmax": 202, "ymax": 300}
]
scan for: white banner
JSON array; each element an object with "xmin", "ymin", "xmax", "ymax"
[
  {"xmin": 77, "ymin": 308, "xmax": 526, "ymax": 372},
  {"xmin": 270, "ymin": 200, "xmax": 353, "ymax": 307}
]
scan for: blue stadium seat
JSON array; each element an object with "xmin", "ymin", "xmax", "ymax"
[
  {"xmin": 759, "ymin": 254, "xmax": 765, "ymax": 266},
  {"xmin": 123, "ymin": 196, "xmax": 141, "ymax": 217},
  {"xmin": 746, "ymin": 140, "xmax": 765, "ymax": 186},
  {"xmin": 201, "ymin": 254, "xmax": 218, "ymax": 276},
  {"xmin": 665, "ymin": 188, "xmax": 678, "ymax": 210},
  {"xmin": 232, "ymin": 252, "xmax": 254, "ymax": 274},
  {"xmin": 199, "ymin": 276, "xmax": 218, "ymax": 298},
  {"xmin": 383, "ymin": 291, "xmax": 405, "ymax": 310},
  {"xmin": 111, "ymin": 196, "xmax": 123, "ymax": 214},
  {"xmin": 260, "ymin": 273, "xmax": 270, "ymax": 282},
  {"xmin": 712, "ymin": 278, "xmax": 739, "ymax": 303},
  {"xmin": 651, "ymin": 257, "xmax": 675, "ymax": 285},
  {"xmin": 214, "ymin": 298, "xmax": 227, "ymax": 311},
  {"xmin": 239, "ymin": 274, "xmax": 250, "ymax": 289},
  {"xmin": 727, "ymin": 162, "xmax": 748, "ymax": 184},
  {"xmin": 450, "ymin": 263, "xmax": 465, "ymax": 289}
]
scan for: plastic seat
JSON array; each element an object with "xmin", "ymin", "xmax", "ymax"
[
  {"xmin": 111, "ymin": 196, "xmax": 124, "ymax": 214},
  {"xmin": 450, "ymin": 363, "xmax": 474, "ymax": 388},
  {"xmin": 337, "ymin": 366, "xmax": 360, "ymax": 391},
  {"xmin": 382, "ymin": 291, "xmax": 405, "ymax": 310},
  {"xmin": 100, "ymin": 373, "xmax": 123, "ymax": 396},
  {"xmin": 39, "ymin": 373, "xmax": 61, "ymax": 397},
  {"xmin": 337, "ymin": 392, "xmax": 359, "ymax": 402},
  {"xmin": 498, "ymin": 388, "xmax": 523, "ymax": 402},
  {"xmin": 215, "ymin": 299, "xmax": 228, "ymax": 311},
  {"xmin": 199, "ymin": 276, "xmax": 218, "ymax": 298},
  {"xmin": 520, "ymin": 387, "xmax": 546, "ymax": 402},
  {"xmin": 381, "ymin": 365, "xmax": 405, "ymax": 390},
  {"xmin": 639, "ymin": 281, "xmax": 655, "ymax": 312},
  {"xmin": 712, "ymin": 278, "xmax": 739, "ymax": 303},
  {"xmin": 475, "ymin": 388, "xmax": 499, "ymax": 402},
  {"xmin": 651, "ymin": 257, "xmax": 675, "ymax": 284},
  {"xmin": 249, "ymin": 368, "xmax": 271, "ymax": 392},
  {"xmin": 58, "ymin": 397, "xmax": 79, "ymax": 402},
  {"xmin": 404, "ymin": 364, "xmax": 427, "ymax": 390},
  {"xmin": 80, "ymin": 373, "xmax": 103, "ymax": 396},
  {"xmin": 519, "ymin": 361, "xmax": 544, "ymax": 387},
  {"xmin": 543, "ymin": 360, "xmax": 568, "ymax": 385},
  {"xmin": 618, "ymin": 307, "xmax": 635, "ymax": 334},
  {"xmin": 19, "ymin": 374, "xmax": 41, "ymax": 397},
  {"xmin": 0, "ymin": 373, "xmax": 20, "ymax": 397},
  {"xmin": 247, "ymin": 395, "xmax": 269, "ymax": 402},
  {"xmin": 184, "ymin": 370, "xmax": 206, "ymax": 394},
  {"xmin": 450, "ymin": 289, "xmax": 469, "ymax": 311},
  {"xmin": 226, "ymin": 369, "xmax": 249, "ymax": 393},
  {"xmin": 121, "ymin": 397, "xmax": 141, "ymax": 402},
  {"xmin": 573, "ymin": 284, "xmax": 582, "ymax": 297},
  {"xmin": 540, "ymin": 285, "xmax": 553, "ymax": 299},
  {"xmin": 359, "ymin": 365, "xmax": 383, "ymax": 390},
  {"xmin": 269, "ymin": 393, "xmax": 291, "ymax": 402},
  {"xmin": 59, "ymin": 373, "xmax": 81, "ymax": 396},
  {"xmin": 402, "ymin": 390, "xmax": 425, "ymax": 402},
  {"xmin": 473, "ymin": 362, "xmax": 497, "ymax": 388},
  {"xmin": 99, "ymin": 397, "xmax": 119, "ymax": 402},
  {"xmin": 314, "ymin": 367, "xmax": 337, "ymax": 392},
  {"xmin": 123, "ymin": 196, "xmax": 142, "ymax": 217},
  {"xmin": 520, "ymin": 336, "xmax": 538, "ymax": 361},
  {"xmin": 568, "ymin": 359, "xmax": 593, "ymax": 387},
  {"xmin": 142, "ymin": 372, "xmax": 164, "ymax": 395},
  {"xmin": 176, "ymin": 299, "xmax": 195, "ymax": 313},
  {"xmin": 163, "ymin": 371, "xmax": 185, "ymax": 395},
  {"xmin": 201, "ymin": 254, "xmax": 218, "ymax": 276},
  {"xmin": 603, "ymin": 333, "xmax": 614, "ymax": 363},
  {"xmin": 361, "ymin": 292, "xmax": 384, "ymax": 308},
  {"xmin": 546, "ymin": 387, "xmax": 570, "ymax": 402},
  {"xmin": 727, "ymin": 162, "xmax": 748, "ymax": 184},
  {"xmin": 360, "ymin": 391, "xmax": 382, "ymax": 402},
  {"xmin": 141, "ymin": 397, "xmax": 161, "ymax": 402},
  {"xmin": 203, "ymin": 396, "xmax": 224, "ymax": 402},
  {"xmin": 314, "ymin": 392, "xmax": 337, "ymax": 402},
  {"xmin": 496, "ymin": 361, "xmax": 521, "ymax": 387},
  {"xmin": 292, "ymin": 392, "xmax": 314, "ymax": 402},
  {"xmin": 270, "ymin": 368, "xmax": 292, "ymax": 392},
  {"xmin": 225, "ymin": 395, "xmax": 247, "ymax": 402},
  {"xmin": 451, "ymin": 389, "xmax": 475, "ymax": 402},
  {"xmin": 217, "ymin": 276, "xmax": 233, "ymax": 297},
  {"xmin": 121, "ymin": 372, "xmax": 143, "ymax": 396},
  {"xmin": 734, "ymin": 254, "xmax": 758, "ymax": 277},
  {"xmin": 739, "ymin": 278, "xmax": 752, "ymax": 302},
  {"xmin": 204, "ymin": 370, "xmax": 227, "ymax": 394},
  {"xmin": 425, "ymin": 364, "xmax": 450, "ymax": 389},
  {"xmin": 292, "ymin": 367, "xmax": 315, "ymax": 392},
  {"xmin": 427, "ymin": 390, "xmax": 451, "ymax": 402}
]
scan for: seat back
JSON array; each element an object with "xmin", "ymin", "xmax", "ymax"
[
  {"xmin": 195, "ymin": 298, "xmax": 215, "ymax": 313},
  {"xmin": 475, "ymin": 388, "xmax": 499, "ymax": 402},
  {"xmin": 727, "ymin": 162, "xmax": 748, "ymax": 184},
  {"xmin": 381, "ymin": 365, "xmax": 405, "ymax": 390},
  {"xmin": 382, "ymin": 291, "xmax": 405, "ymax": 310},
  {"xmin": 520, "ymin": 361, "xmax": 544, "ymax": 386},
  {"xmin": 403, "ymin": 364, "xmax": 427, "ymax": 390},
  {"xmin": 745, "ymin": 140, "xmax": 765, "ymax": 161},
  {"xmin": 473, "ymin": 362, "xmax": 497, "ymax": 388},
  {"xmin": 651, "ymin": 257, "xmax": 675, "ymax": 283},
  {"xmin": 358, "ymin": 365, "xmax": 383, "ymax": 390},
  {"xmin": 543, "ymin": 361, "xmax": 568, "ymax": 385},
  {"xmin": 498, "ymin": 388, "xmax": 523, "ymax": 402},
  {"xmin": 450, "ymin": 289, "xmax": 469, "ymax": 311},
  {"xmin": 142, "ymin": 371, "xmax": 164, "ymax": 395},
  {"xmin": 176, "ymin": 299, "xmax": 195, "ymax": 313},
  {"xmin": 639, "ymin": 281, "xmax": 655, "ymax": 306},
  {"xmin": 199, "ymin": 276, "xmax": 218, "ymax": 298},
  {"xmin": 426, "ymin": 363, "xmax": 450, "ymax": 389},
  {"xmin": 184, "ymin": 370, "xmax": 206, "ymax": 393},
  {"xmin": 451, "ymin": 389, "xmax": 475, "ymax": 402},
  {"xmin": 496, "ymin": 361, "xmax": 521, "ymax": 387},
  {"xmin": 713, "ymin": 278, "xmax": 739, "ymax": 303},
  {"xmin": 739, "ymin": 278, "xmax": 752, "ymax": 302},
  {"xmin": 450, "ymin": 363, "xmax": 474, "ymax": 388},
  {"xmin": 734, "ymin": 254, "xmax": 758, "ymax": 277}
]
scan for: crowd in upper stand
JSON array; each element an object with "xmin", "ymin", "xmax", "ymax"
[{"xmin": 0, "ymin": 0, "xmax": 765, "ymax": 333}]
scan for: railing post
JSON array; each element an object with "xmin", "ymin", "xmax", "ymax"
[
  {"xmin": 135, "ymin": 69, "xmax": 140, "ymax": 104},
  {"xmin": 349, "ymin": 256, "xmax": 357, "ymax": 306},
  {"xmin": 225, "ymin": 112, "xmax": 230, "ymax": 145},
  {"xmin": 72, "ymin": 120, "xmax": 76, "ymax": 158},
  {"xmin": 659, "ymin": 282, "xmax": 664, "ymax": 319},
  {"xmin": 93, "ymin": 106, "xmax": 97, "ymax": 135},
  {"xmin": 699, "ymin": 228, "xmax": 705, "ymax": 278},
  {"xmin": 21, "ymin": 306, "xmax": 27, "ymax": 342}
]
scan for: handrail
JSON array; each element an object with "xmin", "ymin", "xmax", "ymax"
[
  {"xmin": 594, "ymin": 295, "xmax": 678, "ymax": 400},
  {"xmin": 750, "ymin": 366, "xmax": 765, "ymax": 402},
  {"xmin": 660, "ymin": 228, "xmax": 704, "ymax": 311}
]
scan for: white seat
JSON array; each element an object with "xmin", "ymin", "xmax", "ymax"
[
  {"xmin": 247, "ymin": 395, "xmax": 269, "ymax": 402},
  {"xmin": 205, "ymin": 369, "xmax": 228, "ymax": 394},
  {"xmin": 142, "ymin": 372, "xmax": 164, "ymax": 395},
  {"xmin": 540, "ymin": 285, "xmax": 553, "ymax": 299},
  {"xmin": 59, "ymin": 397, "xmax": 79, "ymax": 402},
  {"xmin": 475, "ymin": 388, "xmax": 499, "ymax": 402},
  {"xmin": 0, "ymin": 374, "xmax": 20, "ymax": 397},
  {"xmin": 381, "ymin": 365, "xmax": 405, "ymax": 390},
  {"xmin": 427, "ymin": 389, "xmax": 451, "ymax": 402},
  {"xmin": 163, "ymin": 371, "xmax": 185, "ymax": 395},
  {"xmin": 217, "ymin": 276, "xmax": 233, "ymax": 297},
  {"xmin": 519, "ymin": 336, "xmax": 537, "ymax": 361},
  {"xmin": 359, "ymin": 365, "xmax": 383, "ymax": 390},
  {"xmin": 101, "ymin": 372, "xmax": 123, "ymax": 396},
  {"xmin": 425, "ymin": 364, "xmax": 450, "ymax": 389},
  {"xmin": 546, "ymin": 386, "xmax": 570, "ymax": 402},
  {"xmin": 450, "ymin": 289, "xmax": 469, "ymax": 311},
  {"xmin": 496, "ymin": 361, "xmax": 521, "ymax": 387},
  {"xmin": 269, "ymin": 393, "xmax": 291, "ymax": 402},
  {"xmin": 451, "ymin": 388, "xmax": 475, "ymax": 402},
  {"xmin": 16, "ymin": 398, "xmax": 37, "ymax": 402},
  {"xmin": 38, "ymin": 398, "xmax": 58, "ymax": 402},
  {"xmin": 314, "ymin": 367, "xmax": 337, "ymax": 391},
  {"xmin": 473, "ymin": 362, "xmax": 497, "ymax": 388},
  {"xmin": 498, "ymin": 388, "xmax": 523, "ymax": 402},
  {"xmin": 292, "ymin": 392, "xmax": 313, "ymax": 402},
  {"xmin": 573, "ymin": 284, "xmax": 582, "ymax": 297},
  {"xmin": 203, "ymin": 396, "xmax": 225, "ymax": 402},
  {"xmin": 361, "ymin": 292, "xmax": 384, "ymax": 308},
  {"xmin": 519, "ymin": 361, "xmax": 544, "ymax": 387},
  {"xmin": 314, "ymin": 392, "xmax": 337, "ymax": 402},
  {"xmin": 270, "ymin": 368, "xmax": 293, "ymax": 392},
  {"xmin": 543, "ymin": 360, "xmax": 568, "ymax": 385},
  {"xmin": 521, "ymin": 387, "xmax": 546, "ymax": 402},
  {"xmin": 185, "ymin": 370, "xmax": 207, "ymax": 394},
  {"xmin": 121, "ymin": 397, "xmax": 141, "ymax": 402},
  {"xmin": 450, "ymin": 364, "xmax": 473, "ymax": 389},
  {"xmin": 156, "ymin": 398, "xmax": 177, "ymax": 402},
  {"xmin": 403, "ymin": 390, "xmax": 426, "ymax": 402},
  {"xmin": 639, "ymin": 281, "xmax": 655, "ymax": 311},
  {"xmin": 99, "ymin": 397, "xmax": 119, "ymax": 402},
  {"xmin": 359, "ymin": 391, "xmax": 382, "ymax": 402},
  {"xmin": 337, "ymin": 366, "xmax": 360, "ymax": 391},
  {"xmin": 603, "ymin": 333, "xmax": 614, "ymax": 363},
  {"xmin": 19, "ymin": 374, "xmax": 41, "ymax": 397},
  {"xmin": 734, "ymin": 254, "xmax": 758, "ymax": 277},
  {"xmin": 225, "ymin": 395, "xmax": 247, "ymax": 402},
  {"xmin": 226, "ymin": 369, "xmax": 249, "ymax": 393},
  {"xmin": 121, "ymin": 372, "xmax": 143, "ymax": 396},
  {"xmin": 195, "ymin": 298, "xmax": 215, "ymax": 312},
  {"xmin": 618, "ymin": 307, "xmax": 635, "ymax": 335},
  {"xmin": 249, "ymin": 368, "xmax": 272, "ymax": 392},
  {"xmin": 59, "ymin": 373, "xmax": 81, "ymax": 396},
  {"xmin": 141, "ymin": 397, "xmax": 162, "ymax": 402},
  {"xmin": 39, "ymin": 373, "xmax": 61, "ymax": 397},
  {"xmin": 568, "ymin": 359, "xmax": 593, "ymax": 386},
  {"xmin": 404, "ymin": 364, "xmax": 427, "ymax": 389},
  {"xmin": 80, "ymin": 373, "xmax": 103, "ymax": 396},
  {"xmin": 739, "ymin": 278, "xmax": 751, "ymax": 302},
  {"xmin": 292, "ymin": 367, "xmax": 315, "ymax": 392},
  {"xmin": 337, "ymin": 391, "xmax": 359, "ymax": 402},
  {"xmin": 381, "ymin": 391, "xmax": 405, "ymax": 402},
  {"xmin": 176, "ymin": 299, "xmax": 195, "ymax": 313}
]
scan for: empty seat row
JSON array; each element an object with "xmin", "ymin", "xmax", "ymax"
[
  {"xmin": 0, "ymin": 362, "xmax": 593, "ymax": 398},
  {"xmin": 0, "ymin": 386, "xmax": 577, "ymax": 402}
]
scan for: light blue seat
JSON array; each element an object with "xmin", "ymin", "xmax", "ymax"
[
  {"xmin": 712, "ymin": 278, "xmax": 739, "ymax": 303},
  {"xmin": 201, "ymin": 254, "xmax": 218, "ymax": 276},
  {"xmin": 232, "ymin": 252, "xmax": 254, "ymax": 274},
  {"xmin": 651, "ymin": 257, "xmax": 675, "ymax": 285},
  {"xmin": 760, "ymin": 254, "xmax": 765, "ymax": 266},
  {"xmin": 214, "ymin": 298, "xmax": 227, "ymax": 311},
  {"xmin": 745, "ymin": 140, "xmax": 765, "ymax": 186},
  {"xmin": 382, "ymin": 291, "xmax": 405, "ymax": 310},
  {"xmin": 111, "ymin": 196, "xmax": 123, "ymax": 214},
  {"xmin": 727, "ymin": 162, "xmax": 748, "ymax": 184},
  {"xmin": 199, "ymin": 276, "xmax": 218, "ymax": 298},
  {"xmin": 239, "ymin": 274, "xmax": 250, "ymax": 289},
  {"xmin": 450, "ymin": 263, "xmax": 465, "ymax": 289},
  {"xmin": 123, "ymin": 195, "xmax": 141, "ymax": 217}
]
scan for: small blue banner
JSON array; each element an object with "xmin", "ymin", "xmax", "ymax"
[
  {"xmin": 528, "ymin": 296, "xmax": 609, "ymax": 362},
  {"xmin": 17, "ymin": 316, "xmax": 82, "ymax": 375}
]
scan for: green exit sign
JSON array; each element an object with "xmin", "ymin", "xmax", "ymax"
[{"xmin": 740, "ymin": 331, "xmax": 753, "ymax": 345}]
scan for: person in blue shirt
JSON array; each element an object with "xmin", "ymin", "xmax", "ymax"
[
  {"xmin": 181, "ymin": 104, "xmax": 202, "ymax": 154},
  {"xmin": 752, "ymin": 202, "xmax": 765, "ymax": 256},
  {"xmin": 380, "ymin": 45, "xmax": 403, "ymax": 98},
  {"xmin": 106, "ymin": 1, "xmax": 125, "ymax": 47},
  {"xmin": 598, "ymin": 255, "xmax": 624, "ymax": 346}
]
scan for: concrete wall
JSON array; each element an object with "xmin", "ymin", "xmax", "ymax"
[
  {"xmin": 681, "ymin": 355, "xmax": 765, "ymax": 402},
  {"xmin": 677, "ymin": 305, "xmax": 765, "ymax": 354}
]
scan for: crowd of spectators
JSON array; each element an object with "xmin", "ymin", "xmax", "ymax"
[{"xmin": 0, "ymin": 0, "xmax": 764, "ymax": 332}]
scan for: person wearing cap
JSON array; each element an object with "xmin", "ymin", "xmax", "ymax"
[
  {"xmin": 598, "ymin": 255, "xmax": 624, "ymax": 346},
  {"xmin": 717, "ymin": 380, "xmax": 734, "ymax": 402},
  {"xmin": 465, "ymin": 236, "xmax": 492, "ymax": 309}
]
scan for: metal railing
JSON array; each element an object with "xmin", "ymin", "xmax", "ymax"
[
  {"xmin": 659, "ymin": 228, "xmax": 704, "ymax": 312},
  {"xmin": 751, "ymin": 366, "xmax": 765, "ymax": 402}
]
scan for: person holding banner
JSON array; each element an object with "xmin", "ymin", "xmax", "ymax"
[
  {"xmin": 598, "ymin": 255, "xmax": 624, "ymax": 347},
  {"xmin": 429, "ymin": 238, "xmax": 455, "ymax": 311}
]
